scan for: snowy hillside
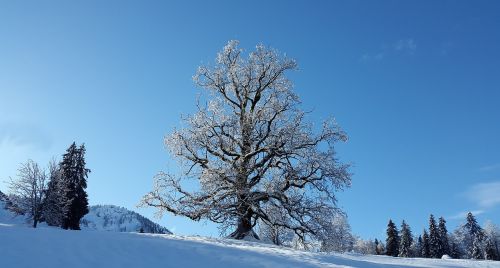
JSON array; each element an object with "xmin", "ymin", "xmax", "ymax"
[
  {"xmin": 80, "ymin": 205, "xmax": 171, "ymax": 234},
  {"xmin": 1, "ymin": 222, "xmax": 498, "ymax": 268},
  {"xmin": 0, "ymin": 190, "xmax": 25, "ymax": 224}
]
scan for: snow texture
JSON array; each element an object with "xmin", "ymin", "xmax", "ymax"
[
  {"xmin": 80, "ymin": 205, "xmax": 171, "ymax": 234},
  {"xmin": 0, "ymin": 191, "xmax": 26, "ymax": 225},
  {"xmin": 1, "ymin": 206, "xmax": 498, "ymax": 268}
]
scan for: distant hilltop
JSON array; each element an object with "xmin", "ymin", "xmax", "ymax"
[{"xmin": 80, "ymin": 205, "xmax": 171, "ymax": 234}]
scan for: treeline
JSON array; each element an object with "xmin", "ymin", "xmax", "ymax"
[
  {"xmin": 6, "ymin": 142, "xmax": 90, "ymax": 230},
  {"xmin": 258, "ymin": 211, "xmax": 499, "ymax": 262},
  {"xmin": 378, "ymin": 212, "xmax": 499, "ymax": 260}
]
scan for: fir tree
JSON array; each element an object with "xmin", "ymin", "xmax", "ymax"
[
  {"xmin": 421, "ymin": 229, "xmax": 430, "ymax": 258},
  {"xmin": 461, "ymin": 212, "xmax": 484, "ymax": 258},
  {"xmin": 472, "ymin": 235, "xmax": 483, "ymax": 259},
  {"xmin": 386, "ymin": 219, "xmax": 399, "ymax": 257},
  {"xmin": 485, "ymin": 238, "xmax": 498, "ymax": 260},
  {"xmin": 438, "ymin": 217, "xmax": 450, "ymax": 256},
  {"xmin": 399, "ymin": 220, "xmax": 413, "ymax": 257},
  {"xmin": 449, "ymin": 240, "xmax": 461, "ymax": 259},
  {"xmin": 376, "ymin": 240, "xmax": 385, "ymax": 255},
  {"xmin": 428, "ymin": 214, "xmax": 442, "ymax": 258},
  {"xmin": 42, "ymin": 159, "xmax": 64, "ymax": 226},
  {"xmin": 60, "ymin": 142, "xmax": 90, "ymax": 230},
  {"xmin": 414, "ymin": 235, "xmax": 423, "ymax": 257},
  {"xmin": 374, "ymin": 239, "xmax": 380, "ymax": 255},
  {"xmin": 483, "ymin": 221, "xmax": 500, "ymax": 261}
]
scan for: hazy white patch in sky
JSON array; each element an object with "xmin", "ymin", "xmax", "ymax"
[
  {"xmin": 479, "ymin": 163, "xmax": 500, "ymax": 172},
  {"xmin": 449, "ymin": 210, "xmax": 485, "ymax": 220},
  {"xmin": 361, "ymin": 38, "xmax": 417, "ymax": 62},
  {"xmin": 466, "ymin": 181, "xmax": 500, "ymax": 208},
  {"xmin": 0, "ymin": 122, "xmax": 53, "ymax": 192},
  {"xmin": 360, "ymin": 53, "xmax": 384, "ymax": 62},
  {"xmin": 394, "ymin": 38, "xmax": 417, "ymax": 54},
  {"xmin": 0, "ymin": 122, "xmax": 52, "ymax": 151},
  {"xmin": 449, "ymin": 181, "xmax": 500, "ymax": 221}
]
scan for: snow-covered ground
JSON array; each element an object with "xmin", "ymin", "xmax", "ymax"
[
  {"xmin": 1, "ymin": 200, "xmax": 498, "ymax": 268},
  {"xmin": 1, "ymin": 223, "xmax": 499, "ymax": 268}
]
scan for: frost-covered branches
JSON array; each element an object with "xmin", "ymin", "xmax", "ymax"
[
  {"xmin": 141, "ymin": 40, "xmax": 351, "ymax": 240},
  {"xmin": 7, "ymin": 159, "xmax": 47, "ymax": 228}
]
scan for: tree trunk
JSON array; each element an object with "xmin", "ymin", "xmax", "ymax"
[{"xmin": 229, "ymin": 211, "xmax": 259, "ymax": 240}]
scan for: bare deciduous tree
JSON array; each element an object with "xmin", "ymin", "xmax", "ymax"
[
  {"xmin": 258, "ymin": 204, "xmax": 294, "ymax": 245},
  {"xmin": 319, "ymin": 213, "xmax": 354, "ymax": 253},
  {"xmin": 7, "ymin": 159, "xmax": 47, "ymax": 228},
  {"xmin": 141, "ymin": 40, "xmax": 351, "ymax": 240}
]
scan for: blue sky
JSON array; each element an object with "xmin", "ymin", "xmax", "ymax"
[{"xmin": 1, "ymin": 0, "xmax": 499, "ymax": 240}]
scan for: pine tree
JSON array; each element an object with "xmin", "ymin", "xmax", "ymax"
[
  {"xmin": 399, "ymin": 220, "xmax": 413, "ymax": 257},
  {"xmin": 60, "ymin": 142, "xmax": 90, "ymax": 230},
  {"xmin": 472, "ymin": 235, "xmax": 483, "ymax": 259},
  {"xmin": 461, "ymin": 212, "xmax": 484, "ymax": 258},
  {"xmin": 414, "ymin": 235, "xmax": 423, "ymax": 257},
  {"xmin": 449, "ymin": 240, "xmax": 461, "ymax": 259},
  {"xmin": 485, "ymin": 238, "xmax": 498, "ymax": 260},
  {"xmin": 483, "ymin": 221, "xmax": 500, "ymax": 261},
  {"xmin": 448, "ymin": 233, "xmax": 462, "ymax": 259},
  {"xmin": 374, "ymin": 239, "xmax": 380, "ymax": 255},
  {"xmin": 376, "ymin": 240, "xmax": 386, "ymax": 255},
  {"xmin": 42, "ymin": 159, "xmax": 64, "ymax": 226},
  {"xmin": 428, "ymin": 214, "xmax": 442, "ymax": 258},
  {"xmin": 421, "ymin": 229, "xmax": 430, "ymax": 258},
  {"xmin": 386, "ymin": 219, "xmax": 399, "ymax": 257},
  {"xmin": 438, "ymin": 217, "xmax": 450, "ymax": 256}
]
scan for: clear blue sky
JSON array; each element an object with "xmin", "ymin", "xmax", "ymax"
[{"xmin": 1, "ymin": 0, "xmax": 499, "ymax": 240}]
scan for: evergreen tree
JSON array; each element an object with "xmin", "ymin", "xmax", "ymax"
[
  {"xmin": 483, "ymin": 221, "xmax": 500, "ymax": 261},
  {"xmin": 414, "ymin": 235, "xmax": 423, "ymax": 257},
  {"xmin": 376, "ymin": 240, "xmax": 386, "ymax": 255},
  {"xmin": 428, "ymin": 214, "xmax": 442, "ymax": 258},
  {"xmin": 438, "ymin": 217, "xmax": 450, "ymax": 256},
  {"xmin": 460, "ymin": 212, "xmax": 484, "ymax": 258},
  {"xmin": 374, "ymin": 239, "xmax": 380, "ymax": 255},
  {"xmin": 42, "ymin": 159, "xmax": 64, "ymax": 226},
  {"xmin": 60, "ymin": 142, "xmax": 90, "ymax": 230},
  {"xmin": 472, "ymin": 235, "xmax": 483, "ymax": 259},
  {"xmin": 399, "ymin": 220, "xmax": 413, "ymax": 257},
  {"xmin": 449, "ymin": 240, "xmax": 461, "ymax": 259},
  {"xmin": 485, "ymin": 238, "xmax": 498, "ymax": 260},
  {"xmin": 386, "ymin": 219, "xmax": 399, "ymax": 257},
  {"xmin": 421, "ymin": 229, "xmax": 430, "ymax": 258}
]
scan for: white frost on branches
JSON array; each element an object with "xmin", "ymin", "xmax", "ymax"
[{"xmin": 141, "ymin": 40, "xmax": 351, "ymax": 240}]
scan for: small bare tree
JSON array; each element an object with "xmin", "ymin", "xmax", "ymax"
[
  {"xmin": 319, "ymin": 213, "xmax": 354, "ymax": 253},
  {"xmin": 8, "ymin": 159, "xmax": 47, "ymax": 228},
  {"xmin": 141, "ymin": 40, "xmax": 351, "ymax": 240},
  {"xmin": 258, "ymin": 204, "xmax": 294, "ymax": 245}
]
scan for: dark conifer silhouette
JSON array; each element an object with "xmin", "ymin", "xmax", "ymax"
[
  {"xmin": 386, "ymin": 219, "xmax": 399, "ymax": 257},
  {"xmin": 60, "ymin": 142, "xmax": 90, "ymax": 230}
]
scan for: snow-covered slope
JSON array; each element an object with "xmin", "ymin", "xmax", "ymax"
[
  {"xmin": 1, "ymin": 223, "xmax": 498, "ymax": 268},
  {"xmin": 80, "ymin": 205, "xmax": 171, "ymax": 234},
  {"xmin": 0, "ymin": 190, "xmax": 25, "ymax": 225}
]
